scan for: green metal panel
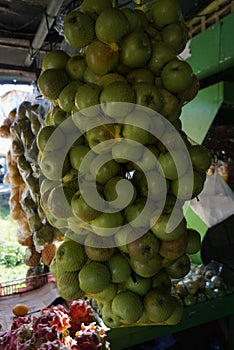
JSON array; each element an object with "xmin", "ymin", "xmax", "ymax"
[
  {"xmin": 219, "ymin": 14, "xmax": 234, "ymax": 73},
  {"xmin": 187, "ymin": 14, "xmax": 234, "ymax": 80},
  {"xmin": 180, "ymin": 82, "xmax": 224, "ymax": 144},
  {"xmin": 180, "ymin": 81, "xmax": 234, "ymax": 144}
]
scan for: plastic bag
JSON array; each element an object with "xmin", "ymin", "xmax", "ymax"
[{"xmin": 188, "ymin": 170, "xmax": 234, "ymax": 228}]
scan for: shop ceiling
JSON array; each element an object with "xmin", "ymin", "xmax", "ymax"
[{"xmin": 0, "ymin": 0, "xmax": 214, "ymax": 85}]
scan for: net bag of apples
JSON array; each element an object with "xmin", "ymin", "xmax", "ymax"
[{"xmin": 36, "ymin": 0, "xmax": 212, "ymax": 328}]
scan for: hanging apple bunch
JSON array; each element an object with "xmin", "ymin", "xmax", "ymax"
[{"xmin": 36, "ymin": 0, "xmax": 213, "ymax": 328}]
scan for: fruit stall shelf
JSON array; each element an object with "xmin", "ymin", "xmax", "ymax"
[{"xmin": 107, "ymin": 292, "xmax": 234, "ymax": 350}]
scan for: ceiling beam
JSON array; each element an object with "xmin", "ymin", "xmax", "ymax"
[{"xmin": 24, "ymin": 0, "xmax": 65, "ymax": 67}]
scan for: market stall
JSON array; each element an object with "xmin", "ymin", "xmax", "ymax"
[{"xmin": 0, "ymin": 0, "xmax": 234, "ymax": 349}]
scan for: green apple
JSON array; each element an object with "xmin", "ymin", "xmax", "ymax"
[
  {"xmin": 115, "ymin": 61, "xmax": 131, "ymax": 76},
  {"xmin": 125, "ymin": 197, "xmax": 156, "ymax": 230},
  {"xmin": 123, "ymin": 273, "xmax": 152, "ymax": 296},
  {"xmin": 101, "ymin": 301, "xmax": 122, "ymax": 328},
  {"xmin": 88, "ymin": 283, "xmax": 117, "ymax": 303},
  {"xmin": 159, "ymin": 230, "xmax": 188, "ymax": 260},
  {"xmin": 136, "ymin": 311, "xmax": 150, "ymax": 325},
  {"xmin": 57, "ymin": 271, "xmax": 84, "ymax": 300},
  {"xmin": 58, "ymin": 80, "xmax": 83, "ymax": 113},
  {"xmin": 147, "ymin": 42, "xmax": 176, "ymax": 76},
  {"xmin": 122, "ymin": 8, "xmax": 148, "ymax": 32},
  {"xmin": 160, "ymin": 88, "xmax": 181, "ymax": 122},
  {"xmin": 40, "ymin": 151, "xmax": 70, "ymax": 181},
  {"xmin": 75, "ymin": 83, "xmax": 102, "ymax": 112},
  {"xmin": 64, "ymin": 227, "xmax": 89, "ymax": 243},
  {"xmin": 159, "ymin": 128, "xmax": 189, "ymax": 152},
  {"xmin": 132, "ymin": 145, "xmax": 160, "ymax": 172},
  {"xmin": 97, "ymin": 73, "xmax": 126, "ymax": 87},
  {"xmin": 107, "ymin": 253, "xmax": 131, "ymax": 283},
  {"xmin": 158, "ymin": 150, "xmax": 189, "ymax": 180},
  {"xmin": 67, "ymin": 216, "xmax": 88, "ymax": 234},
  {"xmin": 90, "ymin": 211, "xmax": 124, "ymax": 236},
  {"xmin": 85, "ymin": 124, "xmax": 116, "ymax": 153},
  {"xmin": 79, "ymin": 0, "xmax": 112, "ymax": 19},
  {"xmin": 104, "ymin": 176, "xmax": 137, "ymax": 209},
  {"xmin": 120, "ymin": 31, "xmax": 152, "ymax": 69},
  {"xmin": 50, "ymin": 106, "xmax": 67, "ymax": 126},
  {"xmin": 84, "ymin": 67, "xmax": 102, "ymax": 84},
  {"xmin": 127, "ymin": 230, "xmax": 160, "ymax": 263},
  {"xmin": 134, "ymin": 83, "xmax": 163, "ymax": 112},
  {"xmin": 69, "ymin": 144, "xmax": 94, "ymax": 175},
  {"xmin": 130, "ymin": 255, "xmax": 162, "ymax": 278},
  {"xmin": 185, "ymin": 229, "xmax": 201, "ymax": 254},
  {"xmin": 164, "ymin": 253, "xmax": 191, "ymax": 279},
  {"xmin": 56, "ymin": 240, "xmax": 87, "ymax": 272},
  {"xmin": 63, "ymin": 9, "xmax": 95, "ymax": 50},
  {"xmin": 161, "ymin": 21, "xmax": 188, "ymax": 55},
  {"xmin": 79, "ymin": 261, "xmax": 111, "ymax": 293},
  {"xmin": 122, "ymin": 109, "xmax": 152, "ymax": 144},
  {"xmin": 95, "ymin": 7, "xmax": 129, "ymax": 44},
  {"xmin": 84, "ymin": 233, "xmax": 115, "ymax": 261},
  {"xmin": 90, "ymin": 155, "xmax": 120, "ymax": 185},
  {"xmin": 111, "ymin": 140, "xmax": 144, "ymax": 163},
  {"xmin": 151, "ymin": 0, "xmax": 182, "ymax": 29},
  {"xmin": 66, "ymin": 54, "xmax": 87, "ymax": 81},
  {"xmin": 146, "ymin": 25, "xmax": 162, "ymax": 43},
  {"xmin": 136, "ymin": 170, "xmax": 167, "ymax": 202},
  {"xmin": 161, "ymin": 58, "xmax": 194, "ymax": 94},
  {"xmin": 188, "ymin": 144, "xmax": 212, "ymax": 173},
  {"xmin": 42, "ymin": 49, "xmax": 70, "ymax": 71},
  {"xmin": 112, "ymin": 290, "xmax": 144, "ymax": 325},
  {"xmin": 47, "ymin": 185, "xmax": 73, "ymax": 219},
  {"xmin": 144, "ymin": 288, "xmax": 175, "ymax": 323},
  {"xmin": 127, "ymin": 68, "xmax": 154, "ymax": 84},
  {"xmin": 125, "ymin": 197, "xmax": 147, "ymax": 229},
  {"xmin": 151, "ymin": 270, "xmax": 172, "ymax": 293},
  {"xmin": 171, "ymin": 170, "xmax": 206, "ymax": 200},
  {"xmin": 114, "ymin": 226, "xmax": 132, "ymax": 253},
  {"xmin": 71, "ymin": 190, "xmax": 101, "ymax": 222},
  {"xmin": 151, "ymin": 209, "xmax": 187, "ymax": 241},
  {"xmin": 86, "ymin": 40, "xmax": 119, "ymax": 75},
  {"xmin": 164, "ymin": 296, "xmax": 184, "ymax": 325},
  {"xmin": 177, "ymin": 74, "xmax": 200, "ymax": 105},
  {"xmin": 37, "ymin": 125, "xmax": 66, "ymax": 153},
  {"xmin": 100, "ymin": 81, "xmax": 136, "ymax": 118}
]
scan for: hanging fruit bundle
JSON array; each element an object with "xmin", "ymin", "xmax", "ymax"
[{"xmin": 35, "ymin": 0, "xmax": 212, "ymax": 327}]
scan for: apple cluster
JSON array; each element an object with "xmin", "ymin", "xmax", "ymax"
[{"xmin": 36, "ymin": 0, "xmax": 213, "ymax": 327}]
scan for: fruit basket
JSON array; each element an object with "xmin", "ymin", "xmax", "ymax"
[{"xmin": 0, "ymin": 273, "xmax": 50, "ymax": 297}]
